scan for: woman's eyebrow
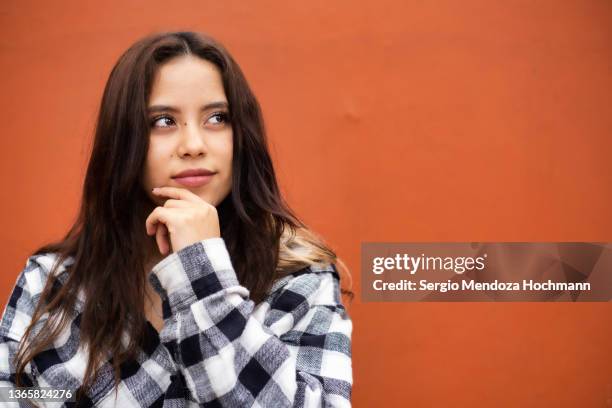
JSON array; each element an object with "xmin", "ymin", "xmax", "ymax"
[{"xmin": 147, "ymin": 101, "xmax": 229, "ymax": 113}]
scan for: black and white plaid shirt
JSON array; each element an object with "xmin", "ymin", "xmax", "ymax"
[{"xmin": 0, "ymin": 238, "xmax": 353, "ymax": 407}]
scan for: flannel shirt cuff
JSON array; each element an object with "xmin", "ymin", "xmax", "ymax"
[{"xmin": 148, "ymin": 238, "xmax": 243, "ymax": 315}]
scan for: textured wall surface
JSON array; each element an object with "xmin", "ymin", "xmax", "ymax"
[{"xmin": 1, "ymin": 1, "xmax": 611, "ymax": 406}]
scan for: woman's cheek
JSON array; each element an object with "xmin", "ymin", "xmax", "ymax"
[{"xmin": 146, "ymin": 142, "xmax": 170, "ymax": 184}]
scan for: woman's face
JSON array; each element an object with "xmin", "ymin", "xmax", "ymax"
[{"xmin": 142, "ymin": 55, "xmax": 233, "ymax": 207}]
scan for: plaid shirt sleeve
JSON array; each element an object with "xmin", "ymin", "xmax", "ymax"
[
  {"xmin": 0, "ymin": 256, "xmax": 46, "ymax": 405},
  {"xmin": 148, "ymin": 237, "xmax": 353, "ymax": 407}
]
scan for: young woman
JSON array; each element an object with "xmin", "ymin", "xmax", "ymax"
[{"xmin": 0, "ymin": 31, "xmax": 353, "ymax": 407}]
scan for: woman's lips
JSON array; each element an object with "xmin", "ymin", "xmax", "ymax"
[{"xmin": 172, "ymin": 174, "xmax": 215, "ymax": 187}]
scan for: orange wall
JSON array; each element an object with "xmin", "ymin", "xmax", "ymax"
[{"xmin": 1, "ymin": 1, "xmax": 611, "ymax": 406}]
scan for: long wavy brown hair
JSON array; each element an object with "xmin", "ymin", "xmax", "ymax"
[{"xmin": 14, "ymin": 31, "xmax": 353, "ymax": 396}]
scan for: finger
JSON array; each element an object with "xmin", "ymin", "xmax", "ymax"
[
  {"xmin": 145, "ymin": 207, "xmax": 170, "ymax": 236},
  {"xmin": 146, "ymin": 216, "xmax": 155, "ymax": 236},
  {"xmin": 152, "ymin": 186, "xmax": 204, "ymax": 204},
  {"xmin": 161, "ymin": 223, "xmax": 171, "ymax": 254},
  {"xmin": 146, "ymin": 213, "xmax": 157, "ymax": 236},
  {"xmin": 146, "ymin": 207, "xmax": 173, "ymax": 255},
  {"xmin": 162, "ymin": 199, "xmax": 192, "ymax": 208},
  {"xmin": 156, "ymin": 223, "xmax": 166, "ymax": 255},
  {"xmin": 156, "ymin": 222, "xmax": 170, "ymax": 255}
]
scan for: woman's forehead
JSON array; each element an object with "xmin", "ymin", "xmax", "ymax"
[{"xmin": 149, "ymin": 55, "xmax": 226, "ymax": 105}]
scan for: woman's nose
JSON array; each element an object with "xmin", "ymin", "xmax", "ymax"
[{"xmin": 177, "ymin": 122, "xmax": 207, "ymax": 157}]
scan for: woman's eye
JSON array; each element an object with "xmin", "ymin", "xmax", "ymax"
[
  {"xmin": 150, "ymin": 116, "xmax": 175, "ymax": 129},
  {"xmin": 208, "ymin": 112, "xmax": 229, "ymax": 126},
  {"xmin": 150, "ymin": 112, "xmax": 229, "ymax": 129}
]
